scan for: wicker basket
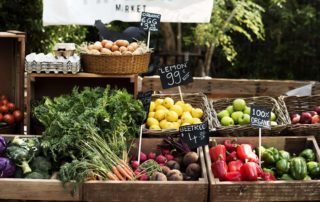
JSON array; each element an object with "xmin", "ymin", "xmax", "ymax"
[
  {"xmin": 81, "ymin": 53, "xmax": 150, "ymax": 74},
  {"xmin": 143, "ymin": 93, "xmax": 213, "ymax": 137},
  {"xmin": 278, "ymin": 95, "xmax": 320, "ymax": 142},
  {"xmin": 210, "ymin": 96, "xmax": 289, "ymax": 136}
]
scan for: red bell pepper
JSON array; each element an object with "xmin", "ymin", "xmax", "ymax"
[
  {"xmin": 261, "ymin": 172, "xmax": 276, "ymax": 181},
  {"xmin": 228, "ymin": 160, "xmax": 243, "ymax": 172},
  {"xmin": 211, "ymin": 159, "xmax": 228, "ymax": 181},
  {"xmin": 224, "ymin": 171, "xmax": 242, "ymax": 181},
  {"xmin": 237, "ymin": 144, "xmax": 258, "ymax": 163},
  {"xmin": 226, "ymin": 151, "xmax": 238, "ymax": 162},
  {"xmin": 240, "ymin": 162, "xmax": 261, "ymax": 181},
  {"xmin": 224, "ymin": 139, "xmax": 238, "ymax": 153},
  {"xmin": 209, "ymin": 144, "xmax": 226, "ymax": 162}
]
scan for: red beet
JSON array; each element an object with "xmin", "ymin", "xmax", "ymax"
[
  {"xmin": 148, "ymin": 152, "xmax": 156, "ymax": 160},
  {"xmin": 139, "ymin": 175, "xmax": 149, "ymax": 181},
  {"xmin": 161, "ymin": 149, "xmax": 170, "ymax": 155},
  {"xmin": 165, "ymin": 154, "xmax": 174, "ymax": 161},
  {"xmin": 140, "ymin": 152, "xmax": 147, "ymax": 162},
  {"xmin": 131, "ymin": 161, "xmax": 140, "ymax": 170},
  {"xmin": 156, "ymin": 155, "xmax": 167, "ymax": 164}
]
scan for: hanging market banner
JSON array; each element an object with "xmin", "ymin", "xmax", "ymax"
[{"xmin": 43, "ymin": 0, "xmax": 214, "ymax": 25}]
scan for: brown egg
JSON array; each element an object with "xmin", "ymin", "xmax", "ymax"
[
  {"xmin": 101, "ymin": 40, "xmax": 109, "ymax": 47},
  {"xmin": 130, "ymin": 42, "xmax": 139, "ymax": 49},
  {"xmin": 104, "ymin": 41, "xmax": 113, "ymax": 49},
  {"xmin": 115, "ymin": 40, "xmax": 129, "ymax": 47},
  {"xmin": 89, "ymin": 49, "xmax": 100, "ymax": 55},
  {"xmin": 122, "ymin": 51, "xmax": 133, "ymax": 56},
  {"xmin": 93, "ymin": 41, "xmax": 103, "ymax": 50},
  {"xmin": 112, "ymin": 51, "xmax": 121, "ymax": 55},
  {"xmin": 127, "ymin": 45, "xmax": 135, "ymax": 52},
  {"xmin": 88, "ymin": 44, "xmax": 95, "ymax": 50},
  {"xmin": 119, "ymin": 46, "xmax": 127, "ymax": 53},
  {"xmin": 111, "ymin": 44, "xmax": 119, "ymax": 52},
  {"xmin": 100, "ymin": 48, "xmax": 112, "ymax": 55}
]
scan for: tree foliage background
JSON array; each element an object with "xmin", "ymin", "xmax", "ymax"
[{"xmin": 0, "ymin": 0, "xmax": 319, "ymax": 80}]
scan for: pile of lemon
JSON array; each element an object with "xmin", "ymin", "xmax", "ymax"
[{"xmin": 146, "ymin": 97, "xmax": 204, "ymax": 130}]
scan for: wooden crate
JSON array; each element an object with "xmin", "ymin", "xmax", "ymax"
[
  {"xmin": 0, "ymin": 135, "xmax": 81, "ymax": 201},
  {"xmin": 83, "ymin": 138, "xmax": 209, "ymax": 202},
  {"xmin": 142, "ymin": 76, "xmax": 320, "ymax": 99},
  {"xmin": 26, "ymin": 73, "xmax": 140, "ymax": 134},
  {"xmin": 204, "ymin": 136, "xmax": 320, "ymax": 202},
  {"xmin": 0, "ymin": 31, "xmax": 25, "ymax": 134}
]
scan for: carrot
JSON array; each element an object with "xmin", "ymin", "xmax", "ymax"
[
  {"xmin": 119, "ymin": 160, "xmax": 134, "ymax": 178},
  {"xmin": 112, "ymin": 166, "xmax": 125, "ymax": 181},
  {"xmin": 116, "ymin": 164, "xmax": 133, "ymax": 180},
  {"xmin": 107, "ymin": 171, "xmax": 119, "ymax": 181}
]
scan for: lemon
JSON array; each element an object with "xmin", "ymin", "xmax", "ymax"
[
  {"xmin": 166, "ymin": 111, "xmax": 179, "ymax": 122},
  {"xmin": 172, "ymin": 122, "xmax": 180, "ymax": 129},
  {"xmin": 163, "ymin": 121, "xmax": 174, "ymax": 129},
  {"xmin": 149, "ymin": 101, "xmax": 155, "ymax": 112},
  {"xmin": 155, "ymin": 105, "xmax": 168, "ymax": 112},
  {"xmin": 149, "ymin": 125, "xmax": 161, "ymax": 130},
  {"xmin": 155, "ymin": 98, "xmax": 164, "ymax": 106},
  {"xmin": 170, "ymin": 105, "xmax": 183, "ymax": 116},
  {"xmin": 181, "ymin": 112, "xmax": 193, "ymax": 123},
  {"xmin": 163, "ymin": 97, "xmax": 175, "ymax": 109},
  {"xmin": 177, "ymin": 119, "xmax": 182, "ymax": 125},
  {"xmin": 181, "ymin": 122, "xmax": 191, "ymax": 126},
  {"xmin": 191, "ymin": 108, "xmax": 204, "ymax": 119},
  {"xmin": 148, "ymin": 112, "xmax": 155, "ymax": 118},
  {"xmin": 192, "ymin": 118, "xmax": 202, "ymax": 124},
  {"xmin": 146, "ymin": 117, "xmax": 159, "ymax": 127},
  {"xmin": 154, "ymin": 109, "xmax": 166, "ymax": 121},
  {"xmin": 182, "ymin": 103, "xmax": 193, "ymax": 112},
  {"xmin": 175, "ymin": 100, "xmax": 185, "ymax": 108},
  {"xmin": 159, "ymin": 119, "xmax": 168, "ymax": 129}
]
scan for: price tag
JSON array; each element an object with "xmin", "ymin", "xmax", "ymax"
[
  {"xmin": 179, "ymin": 121, "xmax": 209, "ymax": 149},
  {"xmin": 137, "ymin": 91, "xmax": 153, "ymax": 123},
  {"xmin": 140, "ymin": 12, "xmax": 161, "ymax": 32},
  {"xmin": 158, "ymin": 62, "xmax": 193, "ymax": 89},
  {"xmin": 250, "ymin": 105, "xmax": 271, "ymax": 129}
]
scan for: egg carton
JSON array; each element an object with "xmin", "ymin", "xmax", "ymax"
[{"xmin": 25, "ymin": 60, "xmax": 81, "ymax": 74}]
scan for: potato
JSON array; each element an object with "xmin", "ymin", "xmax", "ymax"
[
  {"xmin": 115, "ymin": 39, "xmax": 129, "ymax": 47},
  {"xmin": 167, "ymin": 169, "xmax": 183, "ymax": 181},
  {"xmin": 127, "ymin": 45, "xmax": 135, "ymax": 52},
  {"xmin": 183, "ymin": 152, "xmax": 199, "ymax": 166},
  {"xmin": 130, "ymin": 42, "xmax": 139, "ymax": 50},
  {"xmin": 104, "ymin": 41, "xmax": 113, "ymax": 49},
  {"xmin": 161, "ymin": 166, "xmax": 171, "ymax": 176},
  {"xmin": 101, "ymin": 39, "xmax": 109, "ymax": 47},
  {"xmin": 186, "ymin": 163, "xmax": 201, "ymax": 179},
  {"xmin": 165, "ymin": 160, "xmax": 180, "ymax": 170},
  {"xmin": 150, "ymin": 172, "xmax": 167, "ymax": 181},
  {"xmin": 122, "ymin": 51, "xmax": 133, "ymax": 56},
  {"xmin": 111, "ymin": 44, "xmax": 119, "ymax": 52},
  {"xmin": 112, "ymin": 51, "xmax": 121, "ymax": 55},
  {"xmin": 89, "ymin": 49, "xmax": 100, "ymax": 55},
  {"xmin": 100, "ymin": 48, "xmax": 112, "ymax": 55},
  {"xmin": 119, "ymin": 46, "xmax": 127, "ymax": 53},
  {"xmin": 93, "ymin": 41, "xmax": 102, "ymax": 50}
]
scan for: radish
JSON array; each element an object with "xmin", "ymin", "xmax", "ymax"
[
  {"xmin": 139, "ymin": 175, "xmax": 149, "ymax": 181},
  {"xmin": 156, "ymin": 154, "xmax": 167, "ymax": 164},
  {"xmin": 148, "ymin": 152, "xmax": 156, "ymax": 160},
  {"xmin": 165, "ymin": 154, "xmax": 174, "ymax": 161},
  {"xmin": 140, "ymin": 152, "xmax": 147, "ymax": 162},
  {"xmin": 131, "ymin": 161, "xmax": 140, "ymax": 170}
]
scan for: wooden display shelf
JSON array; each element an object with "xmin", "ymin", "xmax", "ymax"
[
  {"xmin": 83, "ymin": 138, "xmax": 209, "ymax": 202},
  {"xmin": 0, "ymin": 31, "xmax": 25, "ymax": 134},
  {"xmin": 142, "ymin": 76, "xmax": 320, "ymax": 99},
  {"xmin": 26, "ymin": 73, "xmax": 140, "ymax": 134},
  {"xmin": 205, "ymin": 136, "xmax": 320, "ymax": 202}
]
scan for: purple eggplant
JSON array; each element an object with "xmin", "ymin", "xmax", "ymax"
[
  {"xmin": 0, "ymin": 157, "xmax": 16, "ymax": 177},
  {"xmin": 0, "ymin": 136, "xmax": 7, "ymax": 154}
]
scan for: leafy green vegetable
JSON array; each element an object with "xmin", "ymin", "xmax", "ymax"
[
  {"xmin": 30, "ymin": 156, "xmax": 52, "ymax": 173},
  {"xmin": 25, "ymin": 171, "xmax": 50, "ymax": 179}
]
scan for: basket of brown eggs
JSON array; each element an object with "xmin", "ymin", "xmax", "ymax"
[{"xmin": 80, "ymin": 39, "xmax": 151, "ymax": 74}]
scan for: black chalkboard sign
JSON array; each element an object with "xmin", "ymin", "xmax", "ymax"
[
  {"xmin": 179, "ymin": 121, "xmax": 209, "ymax": 149},
  {"xmin": 137, "ymin": 91, "xmax": 153, "ymax": 123},
  {"xmin": 140, "ymin": 12, "xmax": 161, "ymax": 32},
  {"xmin": 158, "ymin": 62, "xmax": 193, "ymax": 89},
  {"xmin": 250, "ymin": 105, "xmax": 271, "ymax": 129}
]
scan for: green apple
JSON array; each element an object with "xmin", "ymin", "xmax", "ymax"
[
  {"xmin": 226, "ymin": 105, "xmax": 234, "ymax": 115},
  {"xmin": 243, "ymin": 106, "xmax": 251, "ymax": 115},
  {"xmin": 221, "ymin": 116, "xmax": 234, "ymax": 126},
  {"xmin": 270, "ymin": 112, "xmax": 276, "ymax": 121},
  {"xmin": 231, "ymin": 111, "xmax": 244, "ymax": 124},
  {"xmin": 270, "ymin": 121, "xmax": 278, "ymax": 126},
  {"xmin": 238, "ymin": 114, "xmax": 251, "ymax": 125},
  {"xmin": 218, "ymin": 109, "xmax": 230, "ymax": 120},
  {"xmin": 233, "ymin": 98, "xmax": 246, "ymax": 111}
]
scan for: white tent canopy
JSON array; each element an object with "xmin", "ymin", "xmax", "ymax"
[{"xmin": 43, "ymin": 0, "xmax": 214, "ymax": 26}]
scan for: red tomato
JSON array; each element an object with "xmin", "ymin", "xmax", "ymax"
[
  {"xmin": 0, "ymin": 105, "xmax": 9, "ymax": 114},
  {"xmin": 3, "ymin": 114, "xmax": 14, "ymax": 125},
  {"xmin": 13, "ymin": 110, "xmax": 23, "ymax": 122},
  {"xmin": 7, "ymin": 102, "xmax": 16, "ymax": 111},
  {"xmin": 0, "ymin": 113, "xmax": 3, "ymax": 122}
]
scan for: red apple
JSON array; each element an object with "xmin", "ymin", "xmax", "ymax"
[
  {"xmin": 314, "ymin": 106, "xmax": 320, "ymax": 115},
  {"xmin": 291, "ymin": 113, "xmax": 301, "ymax": 124},
  {"xmin": 311, "ymin": 115, "xmax": 320, "ymax": 124},
  {"xmin": 300, "ymin": 112, "xmax": 312, "ymax": 124},
  {"xmin": 308, "ymin": 111, "xmax": 317, "ymax": 117}
]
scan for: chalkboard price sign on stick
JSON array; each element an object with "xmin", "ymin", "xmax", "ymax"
[
  {"xmin": 250, "ymin": 105, "xmax": 271, "ymax": 129},
  {"xmin": 179, "ymin": 121, "xmax": 209, "ymax": 149},
  {"xmin": 137, "ymin": 91, "xmax": 153, "ymax": 123},
  {"xmin": 158, "ymin": 62, "xmax": 193, "ymax": 89},
  {"xmin": 140, "ymin": 12, "xmax": 161, "ymax": 32}
]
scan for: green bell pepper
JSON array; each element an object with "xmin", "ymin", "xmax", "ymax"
[
  {"xmin": 279, "ymin": 150, "xmax": 290, "ymax": 160},
  {"xmin": 303, "ymin": 175, "xmax": 312, "ymax": 181},
  {"xmin": 262, "ymin": 147, "xmax": 279, "ymax": 165},
  {"xmin": 299, "ymin": 149, "xmax": 315, "ymax": 162},
  {"xmin": 276, "ymin": 159, "xmax": 290, "ymax": 174},
  {"xmin": 307, "ymin": 161, "xmax": 320, "ymax": 179},
  {"xmin": 290, "ymin": 157, "xmax": 307, "ymax": 180},
  {"xmin": 279, "ymin": 174, "xmax": 293, "ymax": 180}
]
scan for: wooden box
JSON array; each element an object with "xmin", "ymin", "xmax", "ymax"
[
  {"xmin": 26, "ymin": 73, "xmax": 140, "ymax": 134},
  {"xmin": 83, "ymin": 138, "xmax": 209, "ymax": 202},
  {"xmin": 0, "ymin": 31, "xmax": 25, "ymax": 134},
  {"xmin": 205, "ymin": 136, "xmax": 320, "ymax": 202},
  {"xmin": 0, "ymin": 135, "xmax": 81, "ymax": 201}
]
